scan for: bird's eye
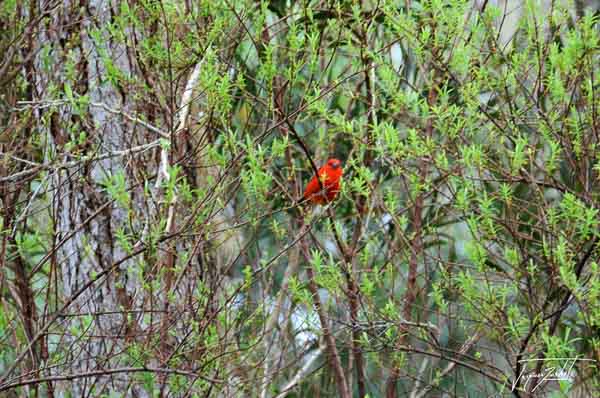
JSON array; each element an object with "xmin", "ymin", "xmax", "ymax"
[{"xmin": 329, "ymin": 160, "xmax": 340, "ymax": 169}]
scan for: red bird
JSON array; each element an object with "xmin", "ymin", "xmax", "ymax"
[{"xmin": 303, "ymin": 158, "xmax": 343, "ymax": 205}]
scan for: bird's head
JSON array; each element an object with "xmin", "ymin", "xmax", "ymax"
[{"xmin": 327, "ymin": 158, "xmax": 342, "ymax": 170}]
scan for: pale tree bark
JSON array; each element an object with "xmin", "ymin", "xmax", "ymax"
[
  {"xmin": 26, "ymin": 0, "xmax": 249, "ymax": 391},
  {"xmin": 32, "ymin": 0, "xmax": 149, "ymax": 395}
]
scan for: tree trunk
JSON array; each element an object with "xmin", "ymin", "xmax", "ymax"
[{"xmin": 35, "ymin": 0, "xmax": 145, "ymax": 395}]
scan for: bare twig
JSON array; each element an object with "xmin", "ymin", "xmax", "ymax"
[{"xmin": 274, "ymin": 342, "xmax": 325, "ymax": 398}]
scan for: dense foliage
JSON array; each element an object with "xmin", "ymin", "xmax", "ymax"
[{"xmin": 0, "ymin": 0, "xmax": 599, "ymax": 397}]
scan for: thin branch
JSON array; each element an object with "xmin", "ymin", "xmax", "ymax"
[
  {"xmin": 0, "ymin": 367, "xmax": 223, "ymax": 393},
  {"xmin": 413, "ymin": 330, "xmax": 483, "ymax": 398},
  {"xmin": 299, "ymin": 239, "xmax": 351, "ymax": 398},
  {"xmin": 274, "ymin": 342, "xmax": 325, "ymax": 398}
]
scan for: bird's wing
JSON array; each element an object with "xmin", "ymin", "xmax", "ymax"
[{"xmin": 303, "ymin": 175, "xmax": 322, "ymax": 200}]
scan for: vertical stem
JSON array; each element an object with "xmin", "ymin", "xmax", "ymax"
[
  {"xmin": 300, "ymin": 241, "xmax": 351, "ymax": 398},
  {"xmin": 348, "ymin": 278, "xmax": 366, "ymax": 396},
  {"xmin": 386, "ymin": 58, "xmax": 438, "ymax": 398}
]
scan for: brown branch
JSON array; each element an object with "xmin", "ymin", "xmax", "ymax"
[
  {"xmin": 525, "ymin": 235, "xmax": 598, "ymax": 395},
  {"xmin": 386, "ymin": 39, "xmax": 439, "ymax": 398},
  {"xmin": 0, "ymin": 367, "xmax": 223, "ymax": 393},
  {"xmin": 299, "ymin": 237, "xmax": 350, "ymax": 398},
  {"xmin": 0, "ymin": 219, "xmax": 151, "ymax": 384}
]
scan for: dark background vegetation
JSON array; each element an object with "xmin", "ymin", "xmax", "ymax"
[{"xmin": 0, "ymin": 0, "xmax": 599, "ymax": 397}]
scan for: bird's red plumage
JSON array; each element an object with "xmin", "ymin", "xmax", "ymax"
[{"xmin": 303, "ymin": 158, "xmax": 343, "ymax": 205}]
